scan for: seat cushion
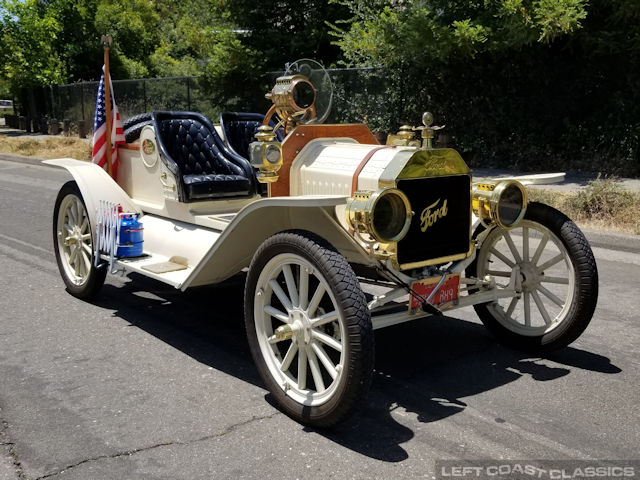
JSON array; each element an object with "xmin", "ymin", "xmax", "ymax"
[
  {"xmin": 225, "ymin": 119, "xmax": 263, "ymax": 160},
  {"xmin": 183, "ymin": 174, "xmax": 252, "ymax": 199},
  {"xmin": 160, "ymin": 119, "xmax": 245, "ymax": 177},
  {"xmin": 220, "ymin": 112, "xmax": 284, "ymax": 160}
]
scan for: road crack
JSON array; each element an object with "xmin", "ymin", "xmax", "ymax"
[
  {"xmin": 36, "ymin": 411, "xmax": 280, "ymax": 479},
  {"xmin": 1, "ymin": 412, "xmax": 26, "ymax": 480}
]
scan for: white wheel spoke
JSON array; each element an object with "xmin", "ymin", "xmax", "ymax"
[
  {"xmin": 268, "ymin": 279, "xmax": 292, "ymax": 311},
  {"xmin": 310, "ymin": 310, "xmax": 338, "ymax": 328},
  {"xmin": 267, "ymin": 334, "xmax": 279, "ymax": 344},
  {"xmin": 486, "ymin": 269, "xmax": 511, "ymax": 278},
  {"xmin": 311, "ymin": 341, "xmax": 337, "ymax": 380},
  {"xmin": 540, "ymin": 275, "xmax": 569, "ymax": 285},
  {"xmin": 80, "ymin": 217, "xmax": 89, "ymax": 234},
  {"xmin": 531, "ymin": 232, "xmax": 550, "ymax": 265},
  {"xmin": 81, "ymin": 233, "xmax": 91, "ymax": 241},
  {"xmin": 537, "ymin": 284, "xmax": 565, "ymax": 307},
  {"xmin": 306, "ymin": 283, "xmax": 326, "ymax": 317},
  {"xmin": 505, "ymin": 296, "xmax": 519, "ymax": 318},
  {"xmin": 64, "ymin": 223, "xmax": 73, "ymax": 235},
  {"xmin": 82, "ymin": 242, "xmax": 92, "ymax": 255},
  {"xmin": 523, "ymin": 226, "xmax": 529, "ymax": 262},
  {"xmin": 264, "ymin": 305, "xmax": 290, "ymax": 324},
  {"xmin": 503, "ymin": 231, "xmax": 522, "ymax": 264},
  {"xmin": 69, "ymin": 246, "xmax": 79, "ymax": 266},
  {"xmin": 537, "ymin": 253, "xmax": 565, "ymax": 273},
  {"xmin": 311, "ymin": 329, "xmax": 342, "ymax": 352},
  {"xmin": 490, "ymin": 248, "xmax": 515, "ymax": 268},
  {"xmin": 80, "ymin": 250, "xmax": 91, "ymax": 276},
  {"xmin": 280, "ymin": 341, "xmax": 298, "ymax": 372},
  {"xmin": 307, "ymin": 346, "xmax": 325, "ymax": 392},
  {"xmin": 73, "ymin": 251, "xmax": 81, "ymax": 276},
  {"xmin": 524, "ymin": 292, "xmax": 531, "ymax": 327},
  {"xmin": 67, "ymin": 206, "xmax": 76, "ymax": 225},
  {"xmin": 282, "ymin": 264, "xmax": 299, "ymax": 307},
  {"xmin": 297, "ymin": 346, "xmax": 307, "ymax": 390},
  {"xmin": 299, "ymin": 267, "xmax": 309, "ymax": 310},
  {"xmin": 531, "ymin": 290, "xmax": 552, "ymax": 325},
  {"xmin": 74, "ymin": 201, "xmax": 81, "ymax": 226}
]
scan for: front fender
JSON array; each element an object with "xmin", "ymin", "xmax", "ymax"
[{"xmin": 183, "ymin": 196, "xmax": 375, "ymax": 289}]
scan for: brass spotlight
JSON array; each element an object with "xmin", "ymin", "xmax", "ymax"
[{"xmin": 265, "ymin": 74, "xmax": 317, "ymax": 123}]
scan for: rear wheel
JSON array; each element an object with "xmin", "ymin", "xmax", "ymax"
[
  {"xmin": 53, "ymin": 181, "xmax": 106, "ymax": 299},
  {"xmin": 245, "ymin": 231, "xmax": 374, "ymax": 427},
  {"xmin": 468, "ymin": 202, "xmax": 598, "ymax": 353}
]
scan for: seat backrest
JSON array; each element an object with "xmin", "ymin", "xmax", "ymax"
[
  {"xmin": 157, "ymin": 117, "xmax": 244, "ymax": 177},
  {"xmin": 220, "ymin": 112, "xmax": 284, "ymax": 160}
]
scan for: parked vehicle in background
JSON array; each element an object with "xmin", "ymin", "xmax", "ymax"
[{"xmin": 0, "ymin": 100, "xmax": 13, "ymax": 110}]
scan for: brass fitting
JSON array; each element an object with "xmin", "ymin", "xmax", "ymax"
[{"xmin": 249, "ymin": 126, "xmax": 283, "ymax": 183}]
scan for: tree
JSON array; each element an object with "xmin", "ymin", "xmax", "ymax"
[
  {"xmin": 330, "ymin": 0, "xmax": 638, "ymax": 175},
  {"xmin": 0, "ymin": 0, "xmax": 67, "ymax": 90},
  {"xmin": 331, "ymin": 0, "xmax": 588, "ymax": 69}
]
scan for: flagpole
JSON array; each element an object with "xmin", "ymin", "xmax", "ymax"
[{"xmin": 101, "ymin": 35, "xmax": 113, "ymax": 178}]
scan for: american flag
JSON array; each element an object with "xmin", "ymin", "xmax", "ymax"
[{"xmin": 92, "ymin": 66, "xmax": 125, "ymax": 178}]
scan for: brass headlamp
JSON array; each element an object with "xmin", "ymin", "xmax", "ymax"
[
  {"xmin": 249, "ymin": 126, "xmax": 282, "ymax": 183},
  {"xmin": 346, "ymin": 188, "xmax": 413, "ymax": 243},
  {"xmin": 472, "ymin": 180, "xmax": 527, "ymax": 228}
]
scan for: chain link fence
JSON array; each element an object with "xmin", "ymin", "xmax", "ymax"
[
  {"xmin": 14, "ymin": 68, "xmax": 396, "ymax": 135},
  {"xmin": 18, "ymin": 76, "xmax": 208, "ymax": 126}
]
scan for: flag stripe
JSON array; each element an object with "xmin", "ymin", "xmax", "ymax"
[{"xmin": 91, "ymin": 65, "xmax": 125, "ymax": 178}]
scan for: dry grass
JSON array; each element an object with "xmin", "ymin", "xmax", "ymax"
[
  {"xmin": 1, "ymin": 136, "xmax": 636, "ymax": 234},
  {"xmin": 0, "ymin": 136, "xmax": 91, "ymax": 161},
  {"xmin": 528, "ymin": 177, "xmax": 640, "ymax": 235}
]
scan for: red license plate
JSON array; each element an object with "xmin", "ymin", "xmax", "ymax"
[{"xmin": 409, "ymin": 274, "xmax": 460, "ymax": 311}]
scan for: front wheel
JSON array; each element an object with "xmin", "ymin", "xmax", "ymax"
[
  {"xmin": 468, "ymin": 202, "xmax": 598, "ymax": 353},
  {"xmin": 53, "ymin": 181, "xmax": 106, "ymax": 299},
  {"xmin": 244, "ymin": 231, "xmax": 374, "ymax": 427}
]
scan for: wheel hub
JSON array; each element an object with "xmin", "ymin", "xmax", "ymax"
[
  {"xmin": 519, "ymin": 261, "xmax": 539, "ymax": 292},
  {"xmin": 289, "ymin": 309, "xmax": 312, "ymax": 345}
]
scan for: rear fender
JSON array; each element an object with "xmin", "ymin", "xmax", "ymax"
[{"xmin": 43, "ymin": 158, "xmax": 140, "ymax": 235}]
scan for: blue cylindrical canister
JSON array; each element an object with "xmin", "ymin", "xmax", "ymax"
[{"xmin": 117, "ymin": 213, "xmax": 144, "ymax": 257}]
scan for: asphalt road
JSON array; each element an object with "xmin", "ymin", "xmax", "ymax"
[{"xmin": 1, "ymin": 158, "xmax": 639, "ymax": 480}]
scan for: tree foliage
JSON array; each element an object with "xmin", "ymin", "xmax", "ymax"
[
  {"xmin": 330, "ymin": 0, "xmax": 639, "ymax": 175},
  {"xmin": 0, "ymin": 0, "xmax": 637, "ymax": 174}
]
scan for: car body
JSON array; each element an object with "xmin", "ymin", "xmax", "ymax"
[{"xmin": 48, "ymin": 60, "xmax": 598, "ymax": 426}]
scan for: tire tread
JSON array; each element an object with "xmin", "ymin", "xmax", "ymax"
[
  {"xmin": 468, "ymin": 202, "xmax": 598, "ymax": 353},
  {"xmin": 244, "ymin": 230, "xmax": 374, "ymax": 427}
]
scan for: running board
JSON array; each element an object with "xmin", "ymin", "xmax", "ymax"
[{"xmin": 108, "ymin": 214, "xmax": 221, "ymax": 288}]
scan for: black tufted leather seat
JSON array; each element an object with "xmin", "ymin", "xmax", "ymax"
[
  {"xmin": 152, "ymin": 111, "xmax": 256, "ymax": 202},
  {"xmin": 219, "ymin": 112, "xmax": 284, "ymax": 160}
]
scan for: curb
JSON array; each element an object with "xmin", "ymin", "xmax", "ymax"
[
  {"xmin": 0, "ymin": 151, "xmax": 638, "ymax": 252},
  {"xmin": 0, "ymin": 152, "xmax": 60, "ymax": 169},
  {"xmin": 582, "ymin": 229, "xmax": 640, "ymax": 254}
]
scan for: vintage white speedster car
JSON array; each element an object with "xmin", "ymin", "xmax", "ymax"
[{"xmin": 48, "ymin": 61, "xmax": 598, "ymax": 427}]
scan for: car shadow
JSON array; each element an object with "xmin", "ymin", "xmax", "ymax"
[{"xmin": 91, "ymin": 273, "xmax": 621, "ymax": 463}]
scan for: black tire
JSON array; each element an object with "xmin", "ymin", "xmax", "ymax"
[
  {"xmin": 124, "ymin": 120, "xmax": 152, "ymax": 143},
  {"xmin": 244, "ymin": 230, "xmax": 374, "ymax": 427},
  {"xmin": 53, "ymin": 181, "xmax": 106, "ymax": 299},
  {"xmin": 467, "ymin": 202, "xmax": 598, "ymax": 353},
  {"xmin": 122, "ymin": 112, "xmax": 152, "ymax": 130}
]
